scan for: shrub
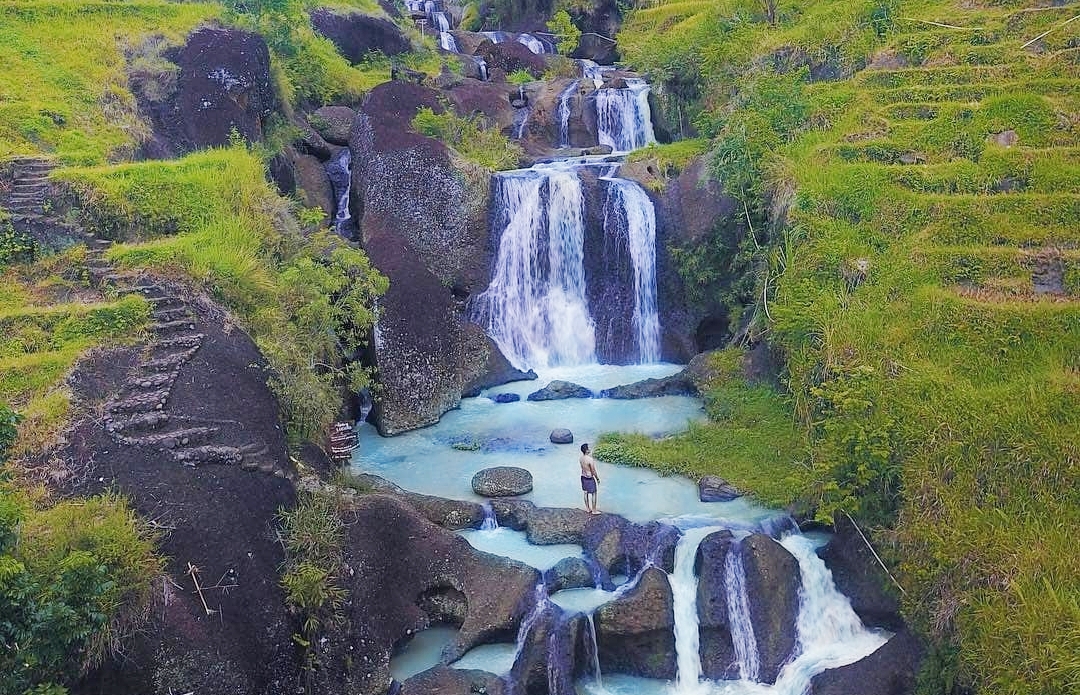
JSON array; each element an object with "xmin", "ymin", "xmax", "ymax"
[
  {"xmin": 546, "ymin": 10, "xmax": 581, "ymax": 56},
  {"xmin": 412, "ymin": 106, "xmax": 524, "ymax": 170}
]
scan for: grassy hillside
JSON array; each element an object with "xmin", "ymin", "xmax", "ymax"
[{"xmin": 617, "ymin": 0, "xmax": 1079, "ymax": 692}]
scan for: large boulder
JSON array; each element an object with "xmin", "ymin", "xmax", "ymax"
[
  {"xmin": 347, "ymin": 472, "xmax": 484, "ymax": 529},
  {"xmin": 310, "ymin": 9, "xmax": 410, "ymax": 62},
  {"xmin": 400, "ymin": 666, "xmax": 509, "ymax": 695},
  {"xmin": 143, "ymin": 28, "xmax": 276, "ymax": 156},
  {"xmin": 549, "ymin": 428, "xmax": 574, "ymax": 444},
  {"xmin": 461, "ymin": 324, "xmax": 537, "ymax": 397},
  {"xmin": 819, "ymin": 512, "xmax": 903, "ymax": 630},
  {"xmin": 699, "ymin": 475, "xmax": 742, "ymax": 502},
  {"xmin": 524, "ymin": 507, "xmax": 591, "ymax": 545},
  {"xmin": 741, "ymin": 534, "xmax": 801, "ymax": 684},
  {"xmin": 476, "ymin": 39, "xmax": 547, "ymax": 79},
  {"xmin": 352, "ymin": 81, "xmax": 509, "ymax": 434},
  {"xmin": 310, "ymin": 105, "xmax": 357, "ymax": 146},
  {"xmin": 543, "ymin": 556, "xmax": 595, "ymax": 591},
  {"xmin": 472, "ymin": 466, "xmax": 534, "ymax": 497},
  {"xmin": 510, "ymin": 605, "xmax": 584, "ymax": 695},
  {"xmin": 527, "ymin": 380, "xmax": 593, "ymax": 401},
  {"xmin": 292, "ymin": 152, "xmax": 335, "ymax": 219},
  {"xmin": 810, "ymin": 627, "xmax": 925, "ymax": 695},
  {"xmin": 598, "ymin": 372, "xmax": 697, "ymax": 399},
  {"xmin": 584, "ymin": 515, "xmax": 680, "ymax": 581},
  {"xmin": 318, "ymin": 494, "xmax": 539, "ymax": 695},
  {"xmin": 594, "ymin": 567, "xmax": 676, "ymax": 678},
  {"xmin": 695, "ymin": 530, "xmax": 737, "ymax": 679}
]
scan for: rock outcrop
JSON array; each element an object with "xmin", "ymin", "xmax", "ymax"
[
  {"xmin": 695, "ymin": 530, "xmax": 737, "ymax": 678},
  {"xmin": 583, "ymin": 515, "xmax": 680, "ymax": 581},
  {"xmin": 549, "ymin": 428, "xmax": 574, "ymax": 444},
  {"xmin": 141, "ymin": 28, "xmax": 276, "ymax": 157},
  {"xmin": 351, "ymin": 81, "xmax": 515, "ymax": 435},
  {"xmin": 594, "ymin": 567, "xmax": 676, "ymax": 678},
  {"xmin": 699, "ymin": 475, "xmax": 742, "ymax": 502},
  {"xmin": 472, "ymin": 466, "xmax": 534, "ymax": 497},
  {"xmin": 819, "ymin": 512, "xmax": 904, "ymax": 630},
  {"xmin": 741, "ymin": 534, "xmax": 801, "ymax": 684},
  {"xmin": 598, "ymin": 372, "xmax": 697, "ymax": 399},
  {"xmin": 320, "ymin": 494, "xmax": 539, "ymax": 695},
  {"xmin": 310, "ymin": 9, "xmax": 410, "ymax": 62},
  {"xmin": 527, "ymin": 380, "xmax": 593, "ymax": 401},
  {"xmin": 810, "ymin": 627, "xmax": 925, "ymax": 695}
]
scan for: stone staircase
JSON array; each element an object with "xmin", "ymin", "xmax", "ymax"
[
  {"xmin": 6, "ymin": 156, "xmax": 54, "ymax": 216},
  {"xmin": 76, "ymin": 228, "xmax": 288, "ymax": 477}
]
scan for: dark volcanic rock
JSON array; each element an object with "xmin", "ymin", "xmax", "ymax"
[
  {"xmin": 525, "ymin": 507, "xmax": 591, "ymax": 545},
  {"xmin": 401, "ymin": 665, "xmax": 509, "ymax": 695},
  {"xmin": 490, "ymin": 498, "xmax": 536, "ymax": 530},
  {"xmin": 695, "ymin": 530, "xmax": 737, "ymax": 679},
  {"xmin": 310, "ymin": 105, "xmax": 356, "ymax": 146},
  {"xmin": 292, "ymin": 152, "xmax": 334, "ymax": 219},
  {"xmin": 599, "ymin": 372, "xmax": 697, "ymax": 399},
  {"xmin": 461, "ymin": 327, "xmax": 537, "ymax": 397},
  {"xmin": 492, "ymin": 392, "xmax": 521, "ymax": 403},
  {"xmin": 742, "ymin": 534, "xmax": 801, "ymax": 684},
  {"xmin": 476, "ymin": 39, "xmax": 547, "ymax": 79},
  {"xmin": 544, "ymin": 556, "xmax": 595, "ymax": 591},
  {"xmin": 810, "ymin": 627, "xmax": 925, "ymax": 695},
  {"xmin": 511, "ymin": 605, "xmax": 584, "ymax": 695},
  {"xmin": 819, "ymin": 512, "xmax": 903, "ymax": 630},
  {"xmin": 472, "ymin": 466, "xmax": 534, "ymax": 497},
  {"xmin": 526, "ymin": 380, "xmax": 593, "ymax": 401},
  {"xmin": 347, "ymin": 472, "xmax": 484, "ymax": 529},
  {"xmin": 146, "ymin": 28, "xmax": 276, "ymax": 156},
  {"xmin": 699, "ymin": 475, "xmax": 742, "ymax": 502},
  {"xmin": 310, "ymin": 9, "xmax": 410, "ymax": 62},
  {"xmin": 352, "ymin": 81, "xmax": 502, "ymax": 434},
  {"xmin": 323, "ymin": 494, "xmax": 539, "ymax": 695},
  {"xmin": 584, "ymin": 515, "xmax": 680, "ymax": 580},
  {"xmin": 549, "ymin": 428, "xmax": 574, "ymax": 444},
  {"xmin": 594, "ymin": 567, "xmax": 676, "ymax": 678}
]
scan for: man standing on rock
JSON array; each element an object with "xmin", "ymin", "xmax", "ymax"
[{"xmin": 579, "ymin": 443, "xmax": 601, "ymax": 515}]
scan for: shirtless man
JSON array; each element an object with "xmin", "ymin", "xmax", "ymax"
[{"xmin": 579, "ymin": 443, "xmax": 601, "ymax": 515}]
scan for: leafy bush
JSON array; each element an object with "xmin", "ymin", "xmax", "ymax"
[
  {"xmin": 412, "ymin": 106, "xmax": 524, "ymax": 171},
  {"xmin": 0, "ymin": 490, "xmax": 161, "ymax": 692},
  {"xmin": 546, "ymin": 10, "xmax": 581, "ymax": 56}
]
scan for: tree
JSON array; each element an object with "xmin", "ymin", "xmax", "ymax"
[{"xmin": 547, "ymin": 10, "xmax": 581, "ymax": 57}]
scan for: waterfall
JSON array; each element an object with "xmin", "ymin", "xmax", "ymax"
[
  {"xmin": 470, "ymin": 166, "xmax": 595, "ymax": 371},
  {"xmin": 600, "ymin": 177, "xmax": 661, "ymax": 362},
  {"xmin": 482, "ymin": 30, "xmax": 509, "ymax": 44},
  {"xmin": 512, "ymin": 582, "xmax": 550, "ymax": 664},
  {"xmin": 584, "ymin": 613, "xmax": 604, "ymax": 688},
  {"xmin": 439, "ymin": 30, "xmax": 457, "ymax": 52},
  {"xmin": 480, "ymin": 502, "xmax": 499, "ymax": 530},
  {"xmin": 725, "ymin": 543, "xmax": 761, "ymax": 682},
  {"xmin": 670, "ymin": 526, "xmax": 721, "ymax": 694},
  {"xmin": 556, "ymin": 80, "xmax": 580, "ymax": 149},
  {"xmin": 325, "ymin": 148, "xmax": 352, "ymax": 237},
  {"xmin": 596, "ymin": 78, "xmax": 656, "ymax": 153},
  {"xmin": 518, "ymin": 32, "xmax": 548, "ymax": 54},
  {"xmin": 423, "ymin": 0, "xmax": 434, "ymax": 16},
  {"xmin": 433, "ymin": 10, "xmax": 450, "ymax": 31},
  {"xmin": 476, "ymin": 57, "xmax": 489, "ymax": 81},
  {"xmin": 579, "ymin": 59, "xmax": 612, "ymax": 89},
  {"xmin": 513, "ymin": 107, "xmax": 531, "ymax": 140}
]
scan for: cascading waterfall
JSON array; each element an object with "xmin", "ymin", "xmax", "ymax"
[
  {"xmin": 325, "ymin": 147, "xmax": 352, "ymax": 237},
  {"xmin": 596, "ymin": 78, "xmax": 656, "ymax": 153},
  {"xmin": 512, "ymin": 582, "xmax": 550, "ymax": 663},
  {"xmin": 470, "ymin": 166, "xmax": 596, "ymax": 370},
  {"xmin": 601, "ymin": 176, "xmax": 661, "ymax": 362},
  {"xmin": 432, "ymin": 10, "xmax": 450, "ymax": 31},
  {"xmin": 579, "ymin": 59, "xmax": 612, "ymax": 89},
  {"xmin": 724, "ymin": 543, "xmax": 761, "ymax": 682},
  {"xmin": 480, "ymin": 502, "xmax": 499, "ymax": 530},
  {"xmin": 439, "ymin": 30, "xmax": 457, "ymax": 52},
  {"xmin": 584, "ymin": 613, "xmax": 604, "ymax": 688},
  {"xmin": 556, "ymin": 80, "xmax": 580, "ymax": 148},
  {"xmin": 670, "ymin": 526, "xmax": 722, "ymax": 694},
  {"xmin": 518, "ymin": 32, "xmax": 548, "ymax": 54}
]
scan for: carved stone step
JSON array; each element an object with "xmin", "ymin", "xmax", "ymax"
[
  {"xmin": 122, "ymin": 372, "xmax": 177, "ymax": 391},
  {"xmin": 171, "ymin": 445, "xmax": 244, "ymax": 467},
  {"xmin": 152, "ymin": 334, "xmax": 204, "ymax": 351},
  {"xmin": 106, "ymin": 389, "xmax": 170, "ymax": 414},
  {"xmin": 105, "ymin": 411, "xmax": 169, "ymax": 434},
  {"xmin": 149, "ymin": 319, "xmax": 197, "ymax": 334},
  {"xmin": 152, "ymin": 306, "xmax": 194, "ymax": 323},
  {"xmin": 119, "ymin": 426, "xmax": 218, "ymax": 449},
  {"xmin": 143, "ymin": 347, "xmax": 200, "ymax": 372}
]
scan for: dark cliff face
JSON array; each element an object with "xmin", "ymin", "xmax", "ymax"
[
  {"xmin": 350, "ymin": 81, "xmax": 517, "ymax": 435},
  {"xmin": 140, "ymin": 28, "xmax": 276, "ymax": 158},
  {"xmin": 309, "ymin": 9, "xmax": 410, "ymax": 62}
]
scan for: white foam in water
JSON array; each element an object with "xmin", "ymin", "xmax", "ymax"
[{"xmin": 460, "ymin": 527, "xmax": 583, "ymax": 570}]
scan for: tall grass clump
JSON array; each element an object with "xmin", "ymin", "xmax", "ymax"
[{"xmin": 412, "ymin": 106, "xmax": 524, "ymax": 170}]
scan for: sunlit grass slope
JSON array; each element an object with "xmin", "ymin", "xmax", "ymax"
[{"xmin": 618, "ymin": 0, "xmax": 1079, "ymax": 692}]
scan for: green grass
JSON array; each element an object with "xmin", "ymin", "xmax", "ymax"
[
  {"xmin": 618, "ymin": 0, "xmax": 1080, "ymax": 691},
  {"xmin": 54, "ymin": 146, "xmax": 388, "ymax": 441},
  {"xmin": 0, "ymin": 0, "xmax": 215, "ymax": 164}
]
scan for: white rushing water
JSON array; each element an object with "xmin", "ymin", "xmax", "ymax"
[
  {"xmin": 439, "ymin": 30, "xmax": 457, "ymax": 52},
  {"xmin": 670, "ymin": 526, "xmax": 722, "ymax": 695},
  {"xmin": 557, "ymin": 80, "xmax": 580, "ymax": 149},
  {"xmin": 518, "ymin": 32, "xmax": 548, "ymax": 54},
  {"xmin": 470, "ymin": 164, "xmax": 595, "ymax": 370},
  {"xmin": 596, "ymin": 78, "xmax": 656, "ymax": 153},
  {"xmin": 601, "ymin": 176, "xmax": 661, "ymax": 362},
  {"xmin": 725, "ymin": 543, "xmax": 761, "ymax": 682}
]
